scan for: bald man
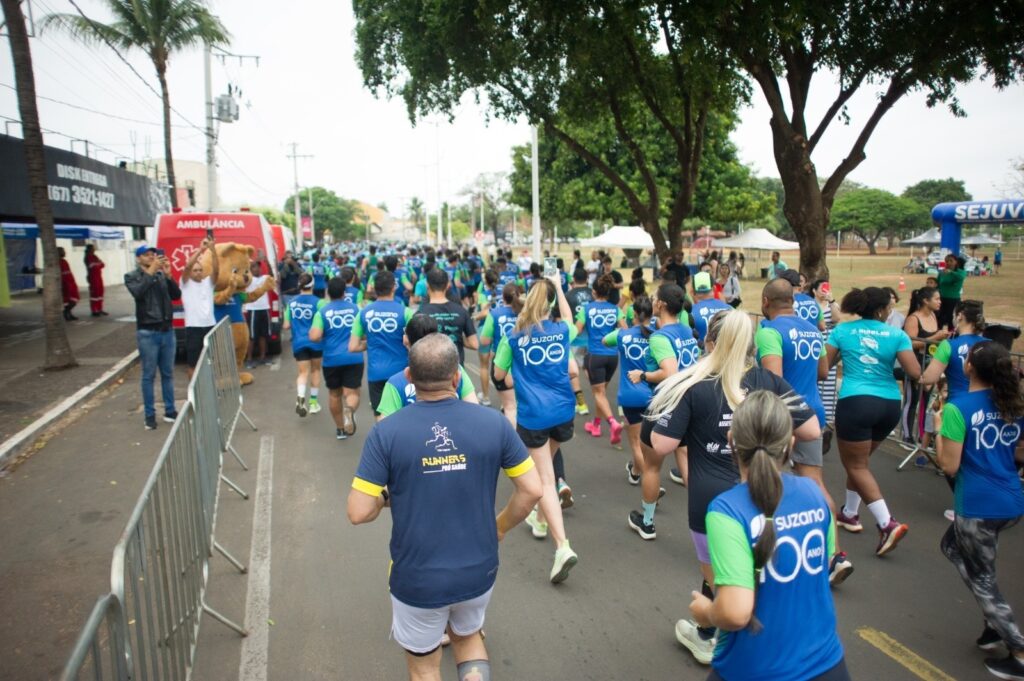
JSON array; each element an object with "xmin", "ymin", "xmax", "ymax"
[
  {"xmin": 755, "ymin": 279, "xmax": 853, "ymax": 585},
  {"xmin": 348, "ymin": 334, "xmax": 543, "ymax": 681}
]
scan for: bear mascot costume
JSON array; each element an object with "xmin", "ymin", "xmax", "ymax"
[{"xmin": 200, "ymin": 243, "xmax": 275, "ymax": 386}]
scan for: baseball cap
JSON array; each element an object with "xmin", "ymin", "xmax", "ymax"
[
  {"xmin": 693, "ymin": 271, "xmax": 713, "ymax": 292},
  {"xmin": 135, "ymin": 244, "xmax": 157, "ymax": 257}
]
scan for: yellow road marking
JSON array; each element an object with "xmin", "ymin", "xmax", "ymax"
[{"xmin": 857, "ymin": 627, "xmax": 957, "ymax": 681}]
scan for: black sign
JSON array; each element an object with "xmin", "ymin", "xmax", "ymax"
[{"xmin": 0, "ymin": 134, "xmax": 171, "ymax": 226}]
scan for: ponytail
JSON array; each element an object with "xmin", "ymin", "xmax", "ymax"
[
  {"xmin": 502, "ymin": 282, "xmax": 524, "ymax": 313},
  {"xmin": 632, "ymin": 295, "xmax": 654, "ymax": 338},
  {"xmin": 515, "ymin": 280, "xmax": 555, "ymax": 333},
  {"xmin": 968, "ymin": 341, "xmax": 1024, "ymax": 422}
]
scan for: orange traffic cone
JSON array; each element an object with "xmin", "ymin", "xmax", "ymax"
[{"xmin": 898, "ymin": 276, "xmax": 906, "ymax": 292}]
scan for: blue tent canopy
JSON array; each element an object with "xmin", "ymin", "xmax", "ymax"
[{"xmin": 1, "ymin": 223, "xmax": 126, "ymax": 240}]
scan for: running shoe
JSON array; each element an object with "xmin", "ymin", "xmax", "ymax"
[
  {"xmin": 626, "ymin": 460, "xmax": 641, "ymax": 485},
  {"xmin": 336, "ymin": 428, "xmax": 347, "ymax": 441},
  {"xmin": 144, "ymin": 415, "xmax": 157, "ymax": 430},
  {"xmin": 244, "ymin": 360, "xmax": 257, "ymax": 370},
  {"xmin": 549, "ymin": 542, "xmax": 578, "ymax": 584},
  {"xmin": 977, "ymin": 625, "xmax": 1003, "ymax": 651},
  {"xmin": 836, "ymin": 509, "xmax": 863, "ymax": 533},
  {"xmin": 343, "ymin": 406, "xmax": 356, "ymax": 436},
  {"xmin": 557, "ymin": 479, "xmax": 574, "ymax": 509},
  {"xmin": 675, "ymin": 619, "xmax": 715, "ymax": 665},
  {"xmin": 914, "ymin": 455, "xmax": 929, "ymax": 468},
  {"xmin": 609, "ymin": 420, "xmax": 623, "ymax": 446},
  {"xmin": 944, "ymin": 509, "xmax": 955, "ymax": 522},
  {"xmin": 584, "ymin": 421, "xmax": 602, "ymax": 437},
  {"xmin": 309, "ymin": 399, "xmax": 322, "ymax": 415},
  {"xmin": 163, "ymin": 411, "xmax": 178, "ymax": 423},
  {"xmin": 296, "ymin": 396, "xmax": 307, "ymax": 418},
  {"xmin": 628, "ymin": 510, "xmax": 656, "ymax": 540},
  {"xmin": 481, "ymin": 396, "xmax": 492, "ymax": 407},
  {"xmin": 576, "ymin": 403, "xmax": 590, "ymax": 416},
  {"xmin": 669, "ymin": 468, "xmax": 685, "ymax": 485},
  {"xmin": 875, "ymin": 519, "xmax": 909, "ymax": 556},
  {"xmin": 985, "ymin": 654, "xmax": 1024, "ymax": 680},
  {"xmin": 828, "ymin": 551, "xmax": 854, "ymax": 586},
  {"xmin": 525, "ymin": 508, "xmax": 548, "ymax": 539}
]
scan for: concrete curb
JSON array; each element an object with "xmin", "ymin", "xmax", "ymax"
[{"xmin": 0, "ymin": 350, "xmax": 140, "ymax": 471}]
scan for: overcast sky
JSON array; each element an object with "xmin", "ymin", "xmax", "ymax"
[{"xmin": 2, "ymin": 0, "xmax": 1022, "ymax": 220}]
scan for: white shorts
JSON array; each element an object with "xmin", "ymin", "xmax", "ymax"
[{"xmin": 391, "ymin": 586, "xmax": 493, "ymax": 654}]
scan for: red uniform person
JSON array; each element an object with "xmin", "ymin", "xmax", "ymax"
[
  {"xmin": 58, "ymin": 247, "xmax": 80, "ymax": 321},
  {"xmin": 84, "ymin": 244, "xmax": 107, "ymax": 315}
]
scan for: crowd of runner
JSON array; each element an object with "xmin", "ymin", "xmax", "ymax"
[{"xmin": 267, "ymin": 241, "xmax": 1022, "ymax": 681}]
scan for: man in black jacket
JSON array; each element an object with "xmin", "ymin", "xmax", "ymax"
[{"xmin": 125, "ymin": 245, "xmax": 181, "ymax": 430}]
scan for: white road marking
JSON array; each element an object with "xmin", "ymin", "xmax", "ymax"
[{"xmin": 239, "ymin": 435, "xmax": 274, "ymax": 681}]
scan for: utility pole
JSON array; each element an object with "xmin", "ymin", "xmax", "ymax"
[
  {"xmin": 479, "ymin": 189, "xmax": 485, "ymax": 246},
  {"xmin": 204, "ymin": 44, "xmax": 216, "ymax": 210},
  {"xmin": 306, "ymin": 185, "xmax": 315, "ymax": 239},
  {"xmin": 286, "ymin": 143, "xmax": 312, "ymax": 242},
  {"xmin": 447, "ymin": 203, "xmax": 452, "ymax": 248},
  {"xmin": 530, "ymin": 126, "xmax": 541, "ymax": 262}
]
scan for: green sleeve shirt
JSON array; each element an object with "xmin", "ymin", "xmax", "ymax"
[
  {"xmin": 937, "ymin": 269, "xmax": 966, "ymax": 299},
  {"xmin": 376, "ymin": 382, "xmax": 404, "ymax": 418},
  {"xmin": 754, "ymin": 326, "xmax": 784, "ymax": 359},
  {"xmin": 649, "ymin": 334, "xmax": 676, "ymax": 366},
  {"xmin": 932, "ymin": 339, "xmax": 952, "ymax": 365},
  {"xmin": 493, "ymin": 323, "xmax": 576, "ymax": 371},
  {"xmin": 480, "ymin": 314, "xmax": 495, "ymax": 342},
  {"xmin": 939, "ymin": 402, "xmax": 967, "ymax": 442},
  {"xmin": 603, "ymin": 329, "xmax": 620, "ymax": 347}
]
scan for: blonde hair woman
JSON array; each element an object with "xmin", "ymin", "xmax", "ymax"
[{"xmin": 641, "ymin": 308, "xmax": 821, "ymax": 665}]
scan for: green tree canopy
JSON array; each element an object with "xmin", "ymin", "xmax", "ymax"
[
  {"xmin": 283, "ymin": 187, "xmax": 363, "ymax": 242},
  {"xmin": 829, "ymin": 188, "xmax": 922, "ymax": 255},
  {"xmin": 901, "ymin": 178, "xmax": 973, "ymax": 213}
]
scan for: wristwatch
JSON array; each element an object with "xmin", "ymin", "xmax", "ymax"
[{"xmin": 640, "ymin": 371, "xmax": 647, "ymax": 382}]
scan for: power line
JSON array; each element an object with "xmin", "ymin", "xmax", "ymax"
[{"xmin": 0, "ymin": 82, "xmax": 190, "ymax": 128}]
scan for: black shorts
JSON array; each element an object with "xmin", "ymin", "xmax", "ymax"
[
  {"xmin": 368, "ymin": 379, "xmax": 388, "ymax": 414},
  {"xmin": 466, "ymin": 282, "xmax": 480, "ymax": 295},
  {"xmin": 585, "ymin": 353, "xmax": 619, "ymax": 384},
  {"xmin": 185, "ymin": 326, "xmax": 213, "ymax": 367},
  {"xmin": 490, "ymin": 362, "xmax": 512, "ymax": 392},
  {"xmin": 246, "ymin": 309, "xmax": 270, "ymax": 339},
  {"xmin": 621, "ymin": 406, "xmax": 646, "ymax": 425},
  {"xmin": 835, "ymin": 395, "xmax": 901, "ymax": 442},
  {"xmin": 517, "ymin": 419, "xmax": 575, "ymax": 449},
  {"xmin": 293, "ymin": 347, "xmax": 323, "ymax": 362},
  {"xmin": 323, "ymin": 363, "xmax": 364, "ymax": 390}
]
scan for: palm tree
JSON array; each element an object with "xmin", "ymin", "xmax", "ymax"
[
  {"xmin": 2, "ymin": 0, "xmax": 76, "ymax": 369},
  {"xmin": 407, "ymin": 196, "xmax": 425, "ymax": 233},
  {"xmin": 42, "ymin": 0, "xmax": 229, "ymax": 209}
]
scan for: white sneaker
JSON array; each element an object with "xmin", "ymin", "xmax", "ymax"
[
  {"xmin": 308, "ymin": 400, "xmax": 322, "ymax": 414},
  {"xmin": 481, "ymin": 396, "xmax": 492, "ymax": 407},
  {"xmin": 675, "ymin": 619, "xmax": 715, "ymax": 665},
  {"xmin": 525, "ymin": 507, "xmax": 548, "ymax": 539},
  {"xmin": 549, "ymin": 541, "xmax": 578, "ymax": 584}
]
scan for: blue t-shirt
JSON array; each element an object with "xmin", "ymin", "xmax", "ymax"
[
  {"xmin": 794, "ymin": 293, "xmax": 822, "ymax": 326},
  {"xmin": 692, "ymin": 298, "xmax": 731, "ymax": 344},
  {"xmin": 385, "ymin": 367, "xmax": 470, "ymax": 408},
  {"xmin": 649, "ymin": 322, "xmax": 700, "ymax": 371},
  {"xmin": 316, "ymin": 299, "xmax": 362, "ymax": 367},
  {"xmin": 942, "ymin": 388, "xmax": 1024, "ymax": 519},
  {"xmin": 937, "ymin": 334, "xmax": 986, "ymax": 400},
  {"xmin": 582, "ymin": 301, "xmax": 621, "ymax": 356},
  {"xmin": 757, "ymin": 315, "xmax": 826, "ymax": 427},
  {"xmin": 708, "ymin": 475, "xmax": 843, "ymax": 681},
  {"xmin": 353, "ymin": 399, "xmax": 532, "ymax": 608},
  {"xmin": 826, "ymin": 319, "xmax": 912, "ymax": 400},
  {"xmin": 306, "ymin": 262, "xmax": 330, "ymax": 291},
  {"xmin": 287, "ymin": 294, "xmax": 323, "ymax": 352},
  {"xmin": 613, "ymin": 326, "xmax": 653, "ymax": 408},
  {"xmin": 489, "ymin": 305, "xmax": 519, "ymax": 346},
  {"xmin": 498, "ymin": 270, "xmax": 519, "ymax": 287},
  {"xmin": 407, "ymin": 256, "xmax": 423, "ymax": 277},
  {"xmin": 496, "ymin": 319, "xmax": 577, "ymax": 430},
  {"xmin": 356, "ymin": 300, "xmax": 411, "ymax": 382},
  {"xmin": 343, "ymin": 285, "xmax": 362, "ymax": 306},
  {"xmin": 214, "ymin": 295, "xmax": 245, "ymax": 324}
]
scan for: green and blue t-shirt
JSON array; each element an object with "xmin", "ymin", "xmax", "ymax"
[
  {"xmin": 352, "ymin": 300, "xmax": 414, "ymax": 382},
  {"xmin": 313, "ymin": 299, "xmax": 362, "ymax": 367},
  {"xmin": 286, "ymin": 294, "xmax": 326, "ymax": 352},
  {"xmin": 648, "ymin": 322, "xmax": 700, "ymax": 373},
  {"xmin": 604, "ymin": 326, "xmax": 653, "ymax": 409},
  {"xmin": 377, "ymin": 365, "xmax": 476, "ymax": 418},
  {"xmin": 932, "ymin": 334, "xmax": 986, "ymax": 400},
  {"xmin": 756, "ymin": 315, "xmax": 826, "ymax": 427},
  {"xmin": 352, "ymin": 399, "xmax": 533, "ymax": 608},
  {"xmin": 692, "ymin": 298, "xmax": 731, "ymax": 344},
  {"xmin": 494, "ymin": 320, "xmax": 578, "ymax": 430},
  {"xmin": 577, "ymin": 301, "xmax": 623, "ymax": 356}
]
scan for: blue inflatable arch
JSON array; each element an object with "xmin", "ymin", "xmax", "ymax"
[{"xmin": 931, "ymin": 200, "xmax": 1024, "ymax": 253}]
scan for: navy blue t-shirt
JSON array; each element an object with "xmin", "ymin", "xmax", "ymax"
[{"xmin": 353, "ymin": 399, "xmax": 532, "ymax": 608}]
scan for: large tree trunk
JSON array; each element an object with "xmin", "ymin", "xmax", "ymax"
[
  {"xmin": 2, "ymin": 0, "xmax": 76, "ymax": 370},
  {"xmin": 771, "ymin": 120, "xmax": 829, "ymax": 280},
  {"xmin": 157, "ymin": 63, "xmax": 179, "ymax": 210}
]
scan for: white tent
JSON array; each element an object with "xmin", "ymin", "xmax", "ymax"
[
  {"xmin": 901, "ymin": 228, "xmax": 942, "ymax": 246},
  {"xmin": 712, "ymin": 228, "xmax": 799, "ymax": 250},
  {"xmin": 960, "ymin": 233, "xmax": 1004, "ymax": 246},
  {"xmin": 581, "ymin": 225, "xmax": 662, "ymax": 249}
]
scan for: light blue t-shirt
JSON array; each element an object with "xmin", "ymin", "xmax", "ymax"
[{"xmin": 826, "ymin": 319, "xmax": 912, "ymax": 400}]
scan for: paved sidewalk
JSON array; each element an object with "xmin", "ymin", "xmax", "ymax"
[{"xmin": 0, "ymin": 286, "xmax": 139, "ymax": 449}]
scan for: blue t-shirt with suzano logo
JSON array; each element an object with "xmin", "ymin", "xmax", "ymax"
[
  {"xmin": 933, "ymin": 334, "xmax": 986, "ymax": 400},
  {"xmin": 756, "ymin": 315, "xmax": 826, "ymax": 427},
  {"xmin": 707, "ymin": 475, "xmax": 843, "ymax": 681},
  {"xmin": 354, "ymin": 300, "xmax": 412, "ymax": 382},
  {"xmin": 794, "ymin": 293, "xmax": 823, "ymax": 326},
  {"xmin": 352, "ymin": 399, "xmax": 533, "ymax": 608},
  {"xmin": 286, "ymin": 294, "xmax": 324, "ymax": 352},
  {"xmin": 579, "ymin": 301, "xmax": 622, "ymax": 356},
  {"xmin": 607, "ymin": 326, "xmax": 653, "ymax": 408},
  {"xmin": 941, "ymin": 388, "xmax": 1024, "ymax": 519},
  {"xmin": 649, "ymin": 322, "xmax": 700, "ymax": 371},
  {"xmin": 826, "ymin": 318, "xmax": 912, "ymax": 401},
  {"xmin": 494, "ymin": 319, "xmax": 578, "ymax": 430},
  {"xmin": 489, "ymin": 305, "xmax": 519, "ymax": 346},
  {"xmin": 315, "ymin": 299, "xmax": 362, "ymax": 367},
  {"xmin": 692, "ymin": 298, "xmax": 730, "ymax": 344}
]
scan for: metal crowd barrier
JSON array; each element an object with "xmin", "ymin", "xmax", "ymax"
[{"xmin": 60, "ymin": 319, "xmax": 254, "ymax": 681}]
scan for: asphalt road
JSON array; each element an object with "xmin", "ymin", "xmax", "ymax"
[{"xmin": 186, "ymin": 348, "xmax": 1022, "ymax": 681}]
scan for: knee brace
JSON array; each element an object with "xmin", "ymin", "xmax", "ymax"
[{"xmin": 457, "ymin": 659, "xmax": 491, "ymax": 681}]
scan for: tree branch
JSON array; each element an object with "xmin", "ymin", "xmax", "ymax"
[
  {"xmin": 808, "ymin": 69, "xmax": 867, "ymax": 152},
  {"xmin": 605, "ymin": 86, "xmax": 659, "ymax": 215},
  {"xmin": 741, "ymin": 54, "xmax": 797, "ymax": 140}
]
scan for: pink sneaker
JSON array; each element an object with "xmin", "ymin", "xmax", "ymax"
[
  {"xmin": 875, "ymin": 519, "xmax": 909, "ymax": 556},
  {"xmin": 585, "ymin": 421, "xmax": 602, "ymax": 437},
  {"xmin": 836, "ymin": 509, "xmax": 863, "ymax": 533},
  {"xmin": 609, "ymin": 420, "xmax": 623, "ymax": 445}
]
